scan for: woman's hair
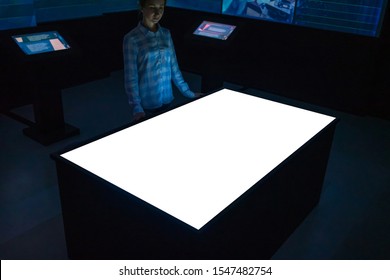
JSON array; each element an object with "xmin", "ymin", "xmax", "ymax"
[{"xmin": 139, "ymin": 0, "xmax": 167, "ymax": 8}]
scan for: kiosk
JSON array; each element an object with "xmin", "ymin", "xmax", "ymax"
[
  {"xmin": 3, "ymin": 29, "xmax": 80, "ymax": 145},
  {"xmin": 53, "ymin": 89, "xmax": 337, "ymax": 259},
  {"xmin": 185, "ymin": 19, "xmax": 240, "ymax": 94}
]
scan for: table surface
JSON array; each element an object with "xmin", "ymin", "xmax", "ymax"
[{"xmin": 61, "ymin": 89, "xmax": 335, "ymax": 230}]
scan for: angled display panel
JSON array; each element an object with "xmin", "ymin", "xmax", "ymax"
[
  {"xmin": 12, "ymin": 31, "xmax": 70, "ymax": 55},
  {"xmin": 193, "ymin": 21, "xmax": 237, "ymax": 40}
]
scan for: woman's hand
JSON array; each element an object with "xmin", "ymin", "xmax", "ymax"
[
  {"xmin": 133, "ymin": 112, "xmax": 146, "ymax": 121},
  {"xmin": 194, "ymin": 92, "xmax": 204, "ymax": 98}
]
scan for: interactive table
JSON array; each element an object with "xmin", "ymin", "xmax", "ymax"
[{"xmin": 53, "ymin": 89, "xmax": 337, "ymax": 259}]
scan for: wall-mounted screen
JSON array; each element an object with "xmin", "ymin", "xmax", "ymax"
[
  {"xmin": 0, "ymin": 0, "xmax": 36, "ymax": 30},
  {"xmin": 167, "ymin": 0, "xmax": 221, "ymax": 13},
  {"xmin": 12, "ymin": 31, "xmax": 70, "ymax": 55},
  {"xmin": 193, "ymin": 20, "xmax": 236, "ymax": 40},
  {"xmin": 223, "ymin": 0, "xmax": 296, "ymax": 24},
  {"xmin": 294, "ymin": 0, "xmax": 387, "ymax": 37},
  {"xmin": 222, "ymin": 0, "xmax": 387, "ymax": 37}
]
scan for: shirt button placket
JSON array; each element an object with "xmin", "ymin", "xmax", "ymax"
[{"xmin": 156, "ymin": 36, "xmax": 161, "ymax": 76}]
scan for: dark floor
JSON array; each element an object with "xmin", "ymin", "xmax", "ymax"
[{"xmin": 1, "ymin": 70, "xmax": 389, "ymax": 260}]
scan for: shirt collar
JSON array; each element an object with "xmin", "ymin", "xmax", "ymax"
[{"xmin": 138, "ymin": 21, "xmax": 161, "ymax": 37}]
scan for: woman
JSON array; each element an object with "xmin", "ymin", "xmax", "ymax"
[{"xmin": 123, "ymin": 0, "xmax": 199, "ymax": 121}]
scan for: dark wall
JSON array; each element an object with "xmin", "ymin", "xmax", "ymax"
[
  {"xmin": 370, "ymin": 9, "xmax": 390, "ymax": 119},
  {"xmin": 1, "ymin": 8, "xmax": 389, "ymax": 118}
]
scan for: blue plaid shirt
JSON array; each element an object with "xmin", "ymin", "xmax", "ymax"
[{"xmin": 123, "ymin": 22, "xmax": 195, "ymax": 115}]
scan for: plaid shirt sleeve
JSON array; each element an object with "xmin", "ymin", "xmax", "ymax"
[{"xmin": 123, "ymin": 32, "xmax": 144, "ymax": 115}]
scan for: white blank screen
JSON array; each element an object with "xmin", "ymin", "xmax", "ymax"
[{"xmin": 61, "ymin": 89, "xmax": 335, "ymax": 230}]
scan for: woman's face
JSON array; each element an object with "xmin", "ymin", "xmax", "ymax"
[{"xmin": 141, "ymin": 0, "xmax": 165, "ymax": 28}]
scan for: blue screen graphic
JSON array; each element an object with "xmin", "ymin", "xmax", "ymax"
[
  {"xmin": 221, "ymin": 0, "xmax": 387, "ymax": 36},
  {"xmin": 223, "ymin": 0, "xmax": 296, "ymax": 24},
  {"xmin": 294, "ymin": 0, "xmax": 386, "ymax": 37}
]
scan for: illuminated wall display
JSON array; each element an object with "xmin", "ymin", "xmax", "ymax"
[
  {"xmin": 61, "ymin": 89, "xmax": 335, "ymax": 230},
  {"xmin": 223, "ymin": 0, "xmax": 296, "ymax": 24},
  {"xmin": 293, "ymin": 0, "xmax": 387, "ymax": 37},
  {"xmin": 1, "ymin": 1, "xmax": 387, "ymax": 36},
  {"xmin": 176, "ymin": 0, "xmax": 387, "ymax": 37}
]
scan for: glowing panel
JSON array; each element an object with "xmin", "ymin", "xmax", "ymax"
[{"xmin": 61, "ymin": 89, "xmax": 335, "ymax": 230}]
